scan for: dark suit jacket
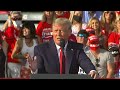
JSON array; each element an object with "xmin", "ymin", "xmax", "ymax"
[{"xmin": 34, "ymin": 39, "xmax": 96, "ymax": 74}]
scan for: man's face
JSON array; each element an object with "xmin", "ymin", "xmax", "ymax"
[
  {"xmin": 77, "ymin": 36, "xmax": 87, "ymax": 45},
  {"xmin": 52, "ymin": 24, "xmax": 71, "ymax": 46}
]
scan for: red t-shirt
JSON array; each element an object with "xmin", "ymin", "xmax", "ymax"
[
  {"xmin": 3, "ymin": 26, "xmax": 20, "ymax": 63},
  {"xmin": 4, "ymin": 25, "xmax": 19, "ymax": 40},
  {"xmin": 36, "ymin": 21, "xmax": 53, "ymax": 43},
  {"xmin": 108, "ymin": 32, "xmax": 120, "ymax": 45},
  {"xmin": 108, "ymin": 32, "xmax": 120, "ymax": 74}
]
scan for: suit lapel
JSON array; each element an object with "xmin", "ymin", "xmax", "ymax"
[
  {"xmin": 49, "ymin": 39, "xmax": 60, "ymax": 73},
  {"xmin": 65, "ymin": 42, "xmax": 74, "ymax": 74}
]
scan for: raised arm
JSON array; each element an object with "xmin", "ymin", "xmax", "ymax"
[{"xmin": 11, "ymin": 38, "xmax": 25, "ymax": 60}]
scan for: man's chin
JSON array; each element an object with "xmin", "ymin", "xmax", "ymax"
[{"xmin": 55, "ymin": 41, "xmax": 61, "ymax": 46}]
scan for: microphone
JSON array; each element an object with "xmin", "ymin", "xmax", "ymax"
[{"xmin": 60, "ymin": 38, "xmax": 65, "ymax": 50}]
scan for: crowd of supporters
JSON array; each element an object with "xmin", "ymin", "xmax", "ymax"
[{"xmin": 0, "ymin": 11, "xmax": 120, "ymax": 79}]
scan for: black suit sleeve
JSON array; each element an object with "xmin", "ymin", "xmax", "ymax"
[
  {"xmin": 68, "ymin": 41, "xmax": 96, "ymax": 74},
  {"xmin": 34, "ymin": 45, "xmax": 46, "ymax": 73},
  {"xmin": 78, "ymin": 49, "xmax": 96, "ymax": 74}
]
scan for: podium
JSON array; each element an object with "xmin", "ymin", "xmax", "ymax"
[{"xmin": 30, "ymin": 74, "xmax": 93, "ymax": 79}]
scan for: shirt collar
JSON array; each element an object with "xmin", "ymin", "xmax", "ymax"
[{"xmin": 55, "ymin": 41, "xmax": 68, "ymax": 51}]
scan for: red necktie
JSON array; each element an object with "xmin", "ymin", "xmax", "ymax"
[{"xmin": 60, "ymin": 47, "xmax": 65, "ymax": 74}]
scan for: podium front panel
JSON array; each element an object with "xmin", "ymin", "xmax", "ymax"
[{"xmin": 30, "ymin": 74, "xmax": 93, "ymax": 79}]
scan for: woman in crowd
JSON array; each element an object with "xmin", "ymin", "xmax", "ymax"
[
  {"xmin": 71, "ymin": 15, "xmax": 82, "ymax": 37},
  {"xmin": 36, "ymin": 11, "xmax": 55, "ymax": 43},
  {"xmin": 100, "ymin": 11, "xmax": 116, "ymax": 38},
  {"xmin": 108, "ymin": 16, "xmax": 120, "ymax": 78},
  {"xmin": 2, "ymin": 11, "xmax": 23, "ymax": 78},
  {"xmin": 87, "ymin": 17, "xmax": 108, "ymax": 50},
  {"xmin": 11, "ymin": 21, "xmax": 39, "ymax": 78}
]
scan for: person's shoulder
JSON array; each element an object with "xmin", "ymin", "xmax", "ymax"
[
  {"xmin": 109, "ymin": 31, "xmax": 117, "ymax": 36},
  {"xmin": 38, "ymin": 21, "xmax": 43, "ymax": 24},
  {"xmin": 100, "ymin": 49, "xmax": 111, "ymax": 55},
  {"xmin": 84, "ymin": 48, "xmax": 90, "ymax": 54},
  {"xmin": 100, "ymin": 49, "xmax": 114, "ymax": 59},
  {"xmin": 37, "ymin": 21, "xmax": 45, "ymax": 27},
  {"xmin": 100, "ymin": 48, "xmax": 106, "ymax": 52},
  {"xmin": 68, "ymin": 41, "xmax": 83, "ymax": 50}
]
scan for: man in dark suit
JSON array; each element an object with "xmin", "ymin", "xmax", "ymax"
[{"xmin": 30, "ymin": 18, "xmax": 97, "ymax": 79}]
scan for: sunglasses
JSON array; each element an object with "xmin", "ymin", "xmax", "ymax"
[
  {"xmin": 78, "ymin": 34, "xmax": 87, "ymax": 38},
  {"xmin": 95, "ymin": 59, "xmax": 100, "ymax": 67},
  {"xmin": 11, "ymin": 17, "xmax": 22, "ymax": 21}
]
